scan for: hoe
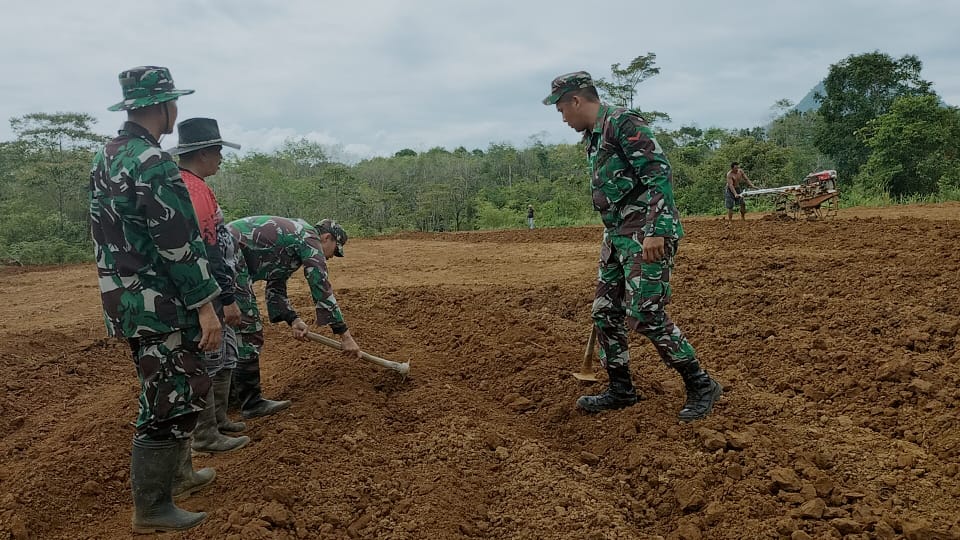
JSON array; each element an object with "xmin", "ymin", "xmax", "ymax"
[
  {"xmin": 571, "ymin": 326, "xmax": 600, "ymax": 382},
  {"xmin": 305, "ymin": 331, "xmax": 410, "ymax": 375}
]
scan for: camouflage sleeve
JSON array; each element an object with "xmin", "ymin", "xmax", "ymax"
[
  {"xmin": 265, "ymin": 278, "xmax": 299, "ymax": 325},
  {"xmin": 136, "ymin": 160, "xmax": 220, "ymax": 309},
  {"xmin": 299, "ymin": 235, "xmax": 347, "ymax": 334},
  {"xmin": 615, "ymin": 115, "xmax": 679, "ymax": 237},
  {"xmin": 213, "ymin": 222, "xmax": 237, "ymax": 305},
  {"xmin": 205, "ymin": 233, "xmax": 233, "ymax": 306}
]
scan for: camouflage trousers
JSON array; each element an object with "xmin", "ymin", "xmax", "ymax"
[
  {"xmin": 592, "ymin": 231, "xmax": 698, "ymax": 371},
  {"xmin": 202, "ymin": 324, "xmax": 238, "ymax": 377},
  {"xmin": 127, "ymin": 327, "xmax": 211, "ymax": 441},
  {"xmin": 234, "ymin": 259, "xmax": 266, "ymax": 376},
  {"xmin": 236, "ymin": 329, "xmax": 265, "ymax": 375}
]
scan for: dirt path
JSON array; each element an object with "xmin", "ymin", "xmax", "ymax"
[{"xmin": 2, "ymin": 206, "xmax": 959, "ymax": 539}]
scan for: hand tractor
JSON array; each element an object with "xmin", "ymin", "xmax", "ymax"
[{"xmin": 741, "ymin": 170, "xmax": 840, "ymax": 220}]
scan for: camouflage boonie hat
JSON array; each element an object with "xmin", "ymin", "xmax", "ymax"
[
  {"xmin": 315, "ymin": 219, "xmax": 348, "ymax": 257},
  {"xmin": 107, "ymin": 66, "xmax": 194, "ymax": 112},
  {"xmin": 542, "ymin": 71, "xmax": 594, "ymax": 105}
]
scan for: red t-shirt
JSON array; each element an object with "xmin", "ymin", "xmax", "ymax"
[
  {"xmin": 180, "ymin": 167, "xmax": 237, "ymax": 305},
  {"xmin": 181, "ymin": 169, "xmax": 222, "ymax": 245}
]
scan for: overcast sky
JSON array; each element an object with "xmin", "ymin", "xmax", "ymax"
[{"xmin": 2, "ymin": 0, "xmax": 957, "ymax": 159}]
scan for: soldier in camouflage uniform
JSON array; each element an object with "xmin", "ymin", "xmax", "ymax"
[
  {"xmin": 169, "ymin": 117, "xmax": 250, "ymax": 454},
  {"xmin": 544, "ymin": 71, "xmax": 722, "ymax": 421},
  {"xmin": 90, "ymin": 66, "xmax": 221, "ymax": 533},
  {"xmin": 227, "ymin": 215, "xmax": 361, "ymax": 419}
]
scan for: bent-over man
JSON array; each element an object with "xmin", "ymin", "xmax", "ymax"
[{"xmin": 227, "ymin": 216, "xmax": 362, "ymax": 419}]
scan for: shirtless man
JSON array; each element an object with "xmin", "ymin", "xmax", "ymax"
[{"xmin": 725, "ymin": 162, "xmax": 757, "ymax": 220}]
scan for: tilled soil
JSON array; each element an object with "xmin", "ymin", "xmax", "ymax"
[{"xmin": 1, "ymin": 205, "xmax": 960, "ymax": 539}]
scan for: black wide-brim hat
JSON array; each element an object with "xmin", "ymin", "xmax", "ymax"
[{"xmin": 166, "ymin": 117, "xmax": 240, "ymax": 155}]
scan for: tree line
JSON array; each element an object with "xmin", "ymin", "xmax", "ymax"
[{"xmin": 1, "ymin": 51, "xmax": 958, "ymax": 265}]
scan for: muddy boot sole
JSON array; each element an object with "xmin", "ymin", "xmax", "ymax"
[
  {"xmin": 192, "ymin": 435, "xmax": 250, "ymax": 454},
  {"xmin": 132, "ymin": 512, "xmax": 206, "ymax": 533}
]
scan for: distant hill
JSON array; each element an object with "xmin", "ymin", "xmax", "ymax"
[
  {"xmin": 795, "ymin": 82, "xmax": 824, "ymax": 113},
  {"xmin": 792, "ymin": 80, "xmax": 950, "ymax": 114}
]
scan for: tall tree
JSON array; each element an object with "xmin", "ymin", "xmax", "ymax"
[
  {"xmin": 0, "ymin": 141, "xmax": 26, "ymax": 202},
  {"xmin": 594, "ymin": 53, "xmax": 670, "ymax": 125},
  {"xmin": 857, "ymin": 95, "xmax": 960, "ymax": 197},
  {"xmin": 10, "ymin": 113, "xmax": 106, "ymax": 237},
  {"xmin": 768, "ymin": 107, "xmax": 834, "ymax": 182},
  {"xmin": 10, "ymin": 112, "xmax": 105, "ymax": 152},
  {"xmin": 595, "ymin": 53, "xmax": 660, "ymax": 109},
  {"xmin": 814, "ymin": 51, "xmax": 934, "ymax": 182},
  {"xmin": 275, "ymin": 138, "xmax": 328, "ymax": 175}
]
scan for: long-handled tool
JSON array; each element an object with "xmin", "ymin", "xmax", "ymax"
[
  {"xmin": 571, "ymin": 326, "xmax": 599, "ymax": 382},
  {"xmin": 305, "ymin": 332, "xmax": 410, "ymax": 375}
]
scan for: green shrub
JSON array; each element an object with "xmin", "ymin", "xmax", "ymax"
[
  {"xmin": 1, "ymin": 239, "xmax": 92, "ymax": 265},
  {"xmin": 474, "ymin": 200, "xmax": 523, "ymax": 229}
]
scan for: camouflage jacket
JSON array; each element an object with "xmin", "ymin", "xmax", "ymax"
[
  {"xmin": 89, "ymin": 121, "xmax": 220, "ymax": 338},
  {"xmin": 181, "ymin": 168, "xmax": 236, "ymax": 307},
  {"xmin": 228, "ymin": 216, "xmax": 347, "ymax": 334},
  {"xmin": 586, "ymin": 104, "xmax": 684, "ymax": 239}
]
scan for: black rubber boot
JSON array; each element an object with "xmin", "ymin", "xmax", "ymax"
[
  {"xmin": 234, "ymin": 369, "xmax": 290, "ymax": 419},
  {"xmin": 192, "ymin": 386, "xmax": 250, "ymax": 453},
  {"xmin": 172, "ymin": 438, "xmax": 216, "ymax": 500},
  {"xmin": 677, "ymin": 366, "xmax": 722, "ymax": 422},
  {"xmin": 214, "ymin": 369, "xmax": 246, "ymax": 433},
  {"xmin": 576, "ymin": 364, "xmax": 639, "ymax": 413},
  {"xmin": 130, "ymin": 438, "xmax": 207, "ymax": 533},
  {"xmin": 241, "ymin": 398, "xmax": 292, "ymax": 419}
]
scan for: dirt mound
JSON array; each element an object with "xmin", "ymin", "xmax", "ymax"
[{"xmin": 2, "ymin": 211, "xmax": 960, "ymax": 539}]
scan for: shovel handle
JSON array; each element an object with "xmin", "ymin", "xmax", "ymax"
[{"xmin": 304, "ymin": 331, "xmax": 410, "ymax": 375}]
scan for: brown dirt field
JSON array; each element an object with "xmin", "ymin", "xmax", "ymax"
[
  {"xmin": 685, "ymin": 201, "xmax": 960, "ymax": 223},
  {"xmin": 2, "ymin": 206, "xmax": 960, "ymax": 540}
]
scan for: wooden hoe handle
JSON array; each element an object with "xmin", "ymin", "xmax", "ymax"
[
  {"xmin": 584, "ymin": 326, "xmax": 597, "ymax": 362},
  {"xmin": 304, "ymin": 331, "xmax": 410, "ymax": 375},
  {"xmin": 571, "ymin": 325, "xmax": 600, "ymax": 382}
]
